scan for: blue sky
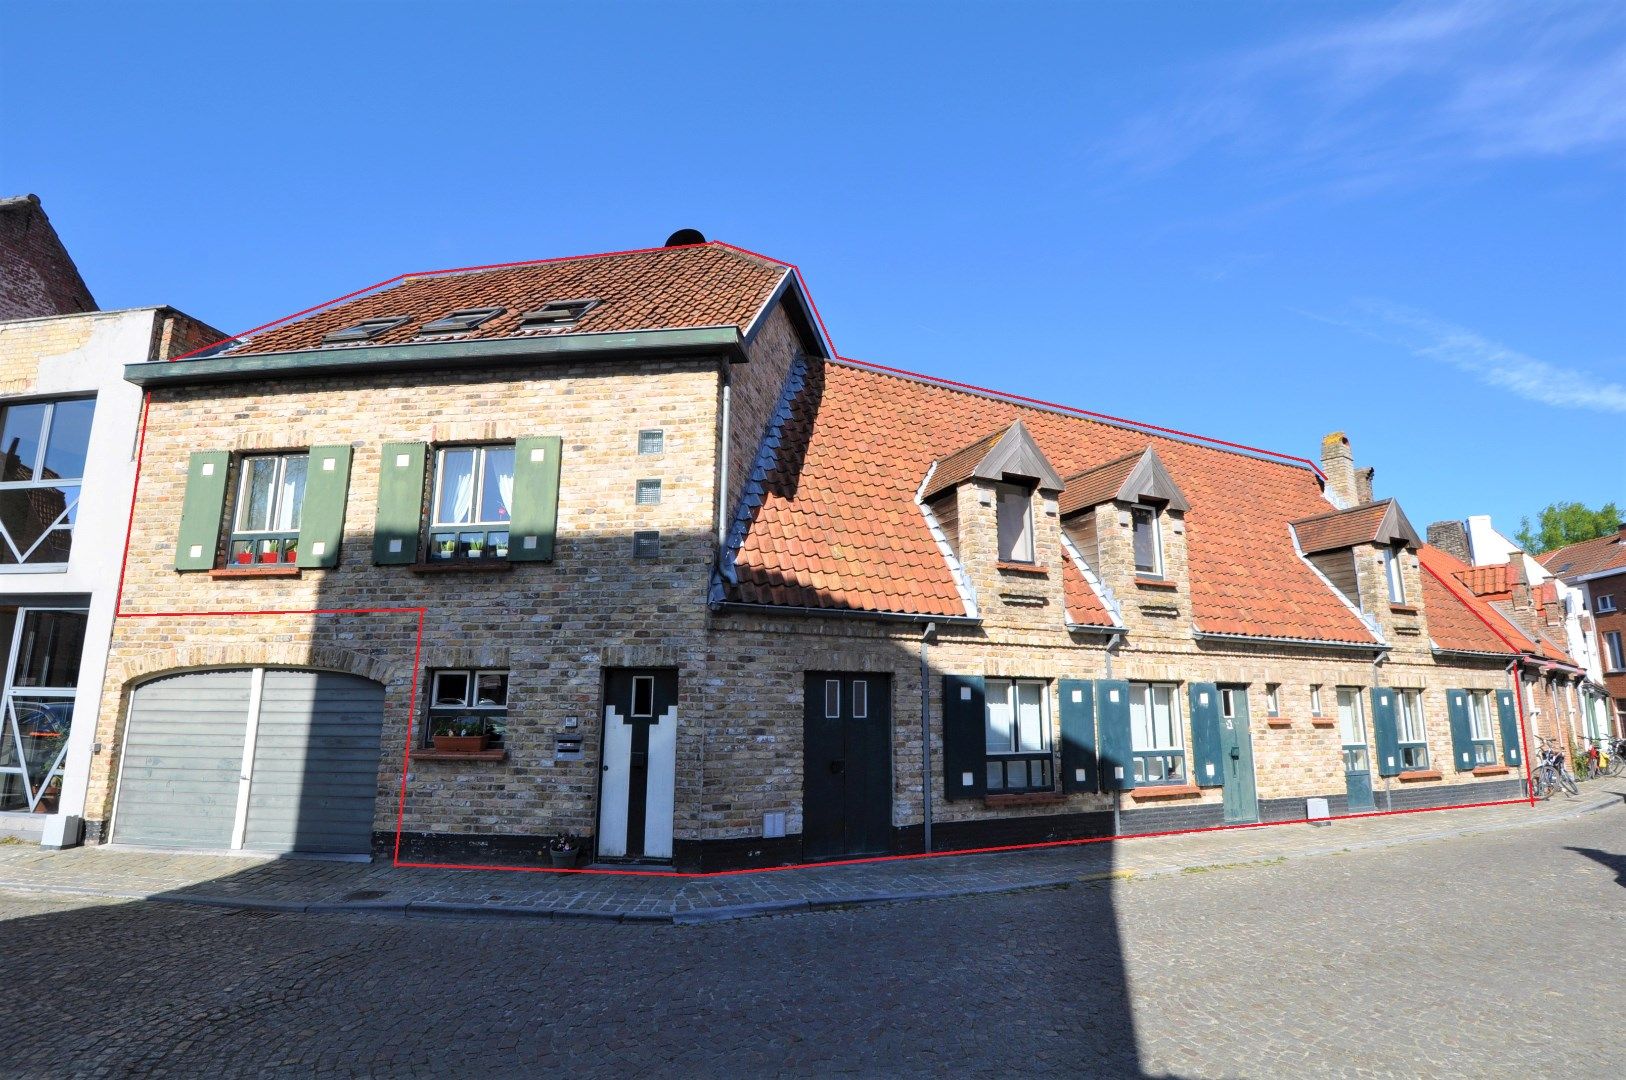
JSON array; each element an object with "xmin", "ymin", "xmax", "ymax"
[{"xmin": 3, "ymin": 1, "xmax": 1621, "ymax": 538}]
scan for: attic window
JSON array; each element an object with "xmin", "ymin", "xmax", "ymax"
[
  {"xmin": 519, "ymin": 299, "xmax": 600, "ymax": 328},
  {"xmin": 420, "ymin": 307, "xmax": 504, "ymax": 334},
  {"xmin": 321, "ymin": 316, "xmax": 410, "ymax": 344}
]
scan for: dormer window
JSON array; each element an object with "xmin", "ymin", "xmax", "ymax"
[
  {"xmin": 420, "ymin": 307, "xmax": 504, "ymax": 335},
  {"xmin": 996, "ymin": 484, "xmax": 1034, "ymax": 563},
  {"xmin": 1132, "ymin": 504, "xmax": 1163, "ymax": 578},
  {"xmin": 321, "ymin": 316, "xmax": 410, "ymax": 344},
  {"xmin": 519, "ymin": 299, "xmax": 600, "ymax": 328},
  {"xmin": 1383, "ymin": 544, "xmax": 1406, "ymax": 604}
]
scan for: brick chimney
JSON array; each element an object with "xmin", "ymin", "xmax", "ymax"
[
  {"xmin": 1320, "ymin": 432, "xmax": 1357, "ymax": 508},
  {"xmin": 1355, "ymin": 466, "xmax": 1375, "ymax": 506},
  {"xmin": 1503, "ymin": 552, "xmax": 1539, "ymax": 639},
  {"xmin": 1427, "ymin": 520, "xmax": 1470, "ymax": 563}
]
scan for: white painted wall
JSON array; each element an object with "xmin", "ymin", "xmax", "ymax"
[{"xmin": 0, "ymin": 307, "xmax": 159, "ymax": 832}]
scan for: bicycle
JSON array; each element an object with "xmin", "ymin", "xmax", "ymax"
[
  {"xmin": 1605, "ymin": 736, "xmax": 1626, "ymax": 778},
  {"xmin": 1533, "ymin": 737, "xmax": 1579, "ymax": 798}
]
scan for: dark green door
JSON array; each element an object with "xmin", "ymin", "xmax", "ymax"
[
  {"xmin": 1218, "ymin": 686, "xmax": 1258, "ymax": 823},
  {"xmin": 1338, "ymin": 687, "xmax": 1376, "ymax": 811},
  {"xmin": 803, "ymin": 673, "xmax": 891, "ymax": 861}
]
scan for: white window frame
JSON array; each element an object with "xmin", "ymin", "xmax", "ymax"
[
  {"xmin": 1337, "ymin": 687, "xmax": 1369, "ymax": 774},
  {"xmin": 1129, "ymin": 681, "xmax": 1185, "ymax": 784},
  {"xmin": 228, "ymin": 451, "xmax": 308, "ymax": 565},
  {"xmin": 1383, "ymin": 545, "xmax": 1406, "ymax": 604},
  {"xmin": 984, "ymin": 678, "xmax": 1052, "ymax": 793},
  {"xmin": 1466, "ymin": 690, "xmax": 1496, "ymax": 765},
  {"xmin": 995, "ymin": 484, "xmax": 1035, "ymax": 564},
  {"xmin": 0, "ymin": 397, "xmax": 94, "ymax": 570},
  {"xmin": 1310, "ymin": 685, "xmax": 1323, "ymax": 716},
  {"xmin": 1592, "ymin": 592, "xmax": 1615, "ymax": 613},
  {"xmin": 0, "ymin": 606, "xmax": 87, "ymax": 812},
  {"xmin": 429, "ymin": 443, "xmax": 515, "ymax": 560},
  {"xmin": 1131, "ymin": 504, "xmax": 1163, "ymax": 579},
  {"xmin": 1606, "ymin": 631, "xmax": 1625, "ymax": 672},
  {"xmin": 1396, "ymin": 689, "xmax": 1427, "ymax": 770},
  {"xmin": 1265, "ymin": 684, "xmax": 1280, "ymax": 717},
  {"xmin": 426, "ymin": 668, "xmax": 510, "ymax": 745}
]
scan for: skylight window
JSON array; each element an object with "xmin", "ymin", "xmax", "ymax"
[
  {"xmin": 420, "ymin": 307, "xmax": 505, "ymax": 335},
  {"xmin": 519, "ymin": 299, "xmax": 600, "ymax": 328},
  {"xmin": 322, "ymin": 316, "xmax": 411, "ymax": 344}
]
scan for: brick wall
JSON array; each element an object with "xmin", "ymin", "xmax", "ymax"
[{"xmin": 0, "ymin": 196, "xmax": 96, "ymax": 319}]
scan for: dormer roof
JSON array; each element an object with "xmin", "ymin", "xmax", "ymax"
[
  {"xmin": 1059, "ymin": 446, "xmax": 1189, "ymax": 517},
  {"xmin": 922, "ymin": 420, "xmax": 1064, "ymax": 501},
  {"xmin": 1292, "ymin": 499, "xmax": 1421, "ymax": 555}
]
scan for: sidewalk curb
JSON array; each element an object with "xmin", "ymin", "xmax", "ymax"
[{"xmin": 1, "ymin": 794, "xmax": 1616, "ymax": 926}]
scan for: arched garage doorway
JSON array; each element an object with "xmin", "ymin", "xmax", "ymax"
[{"xmin": 111, "ymin": 668, "xmax": 385, "ymax": 856}]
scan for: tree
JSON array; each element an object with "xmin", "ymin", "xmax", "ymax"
[{"xmin": 1514, "ymin": 501, "xmax": 1622, "ymax": 554}]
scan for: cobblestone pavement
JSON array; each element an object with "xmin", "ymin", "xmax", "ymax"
[
  {"xmin": 0, "ymin": 783, "xmax": 1617, "ymax": 922},
  {"xmin": 2, "ymin": 795, "xmax": 1622, "ymax": 1077}
]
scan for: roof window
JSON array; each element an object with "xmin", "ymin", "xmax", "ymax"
[
  {"xmin": 321, "ymin": 316, "xmax": 410, "ymax": 344},
  {"xmin": 519, "ymin": 299, "xmax": 600, "ymax": 328},
  {"xmin": 420, "ymin": 307, "xmax": 505, "ymax": 335}
]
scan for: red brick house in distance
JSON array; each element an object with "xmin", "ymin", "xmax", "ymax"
[
  {"xmin": 87, "ymin": 236, "xmax": 1544, "ymax": 870},
  {"xmin": 1541, "ymin": 527, "xmax": 1626, "ymax": 738}
]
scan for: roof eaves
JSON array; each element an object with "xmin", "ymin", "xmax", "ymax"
[{"xmin": 1191, "ymin": 629, "xmax": 1387, "ymax": 651}]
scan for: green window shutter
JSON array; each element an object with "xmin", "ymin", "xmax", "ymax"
[
  {"xmin": 941, "ymin": 675, "xmax": 986, "ymax": 802},
  {"xmin": 1496, "ymin": 690, "xmax": 1522, "ymax": 767},
  {"xmin": 295, "ymin": 444, "xmax": 352, "ymax": 569},
  {"xmin": 1446, "ymin": 690, "xmax": 1474, "ymax": 772},
  {"xmin": 1095, "ymin": 679, "xmax": 1134, "ymax": 790},
  {"xmin": 373, "ymin": 442, "xmax": 426, "ymax": 565},
  {"xmin": 1371, "ymin": 688, "xmax": 1400, "ymax": 777},
  {"xmin": 174, "ymin": 450, "xmax": 231, "ymax": 571},
  {"xmin": 1188, "ymin": 683, "xmax": 1223, "ymax": 788},
  {"xmin": 508, "ymin": 436, "xmax": 562, "ymax": 562},
  {"xmin": 1058, "ymin": 679, "xmax": 1097, "ymax": 793}
]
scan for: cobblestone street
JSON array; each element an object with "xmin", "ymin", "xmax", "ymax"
[{"xmin": 2, "ymin": 800, "xmax": 1621, "ymax": 1078}]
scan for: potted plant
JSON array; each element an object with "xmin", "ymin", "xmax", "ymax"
[
  {"xmin": 547, "ymin": 833, "xmax": 581, "ymax": 869},
  {"xmin": 467, "ymin": 537, "xmax": 485, "ymax": 559},
  {"xmin": 235, "ymin": 550, "xmax": 254, "ymax": 565},
  {"xmin": 258, "ymin": 546, "xmax": 280, "ymax": 564},
  {"xmin": 283, "ymin": 545, "xmax": 298, "ymax": 563},
  {"xmin": 436, "ymin": 538, "xmax": 457, "ymax": 560},
  {"xmin": 430, "ymin": 714, "xmax": 490, "ymax": 754},
  {"xmin": 494, "ymin": 539, "xmax": 509, "ymax": 558}
]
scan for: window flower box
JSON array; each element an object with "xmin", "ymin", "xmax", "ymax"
[{"xmin": 431, "ymin": 733, "xmax": 491, "ymax": 754}]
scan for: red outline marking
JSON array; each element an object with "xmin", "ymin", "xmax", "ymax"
[{"xmin": 119, "ymin": 238, "xmax": 1539, "ymax": 878}]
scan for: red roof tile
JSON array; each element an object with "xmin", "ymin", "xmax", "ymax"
[
  {"xmin": 1454, "ymin": 564, "xmax": 1510, "ymax": 599},
  {"xmin": 1061, "ymin": 558, "xmax": 1116, "ymax": 628},
  {"xmin": 1417, "ymin": 546, "xmax": 1520, "ymax": 656},
  {"xmin": 729, "ymin": 360, "xmax": 1377, "ymax": 643},
  {"xmin": 227, "ymin": 244, "xmax": 788, "ymax": 355},
  {"xmin": 1290, "ymin": 499, "xmax": 1420, "ymax": 555},
  {"xmin": 923, "ymin": 428, "xmax": 1008, "ymax": 499},
  {"xmin": 1539, "ymin": 528, "xmax": 1626, "ymax": 579},
  {"xmin": 1058, "ymin": 452, "xmax": 1142, "ymax": 517}
]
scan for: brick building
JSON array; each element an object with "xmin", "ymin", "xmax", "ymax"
[
  {"xmin": 1541, "ymin": 527, "xmax": 1626, "ymax": 738},
  {"xmin": 0, "ymin": 196, "xmax": 221, "ymax": 845},
  {"xmin": 85, "ymin": 238, "xmax": 1541, "ymax": 869}
]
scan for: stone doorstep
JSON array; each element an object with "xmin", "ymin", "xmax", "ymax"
[{"xmin": 0, "ymin": 789, "xmax": 1615, "ymax": 926}]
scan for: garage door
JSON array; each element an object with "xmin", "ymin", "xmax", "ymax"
[{"xmin": 113, "ymin": 668, "xmax": 385, "ymax": 855}]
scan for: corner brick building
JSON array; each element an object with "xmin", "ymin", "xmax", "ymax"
[
  {"xmin": 85, "ymin": 239, "xmax": 1552, "ymax": 869},
  {"xmin": 1541, "ymin": 527, "xmax": 1626, "ymax": 738}
]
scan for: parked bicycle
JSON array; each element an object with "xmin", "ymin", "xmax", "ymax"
[
  {"xmin": 1603, "ymin": 736, "xmax": 1626, "ymax": 778},
  {"xmin": 1533, "ymin": 737, "xmax": 1579, "ymax": 798}
]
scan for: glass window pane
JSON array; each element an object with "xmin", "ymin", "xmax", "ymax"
[
  {"xmin": 1130, "ymin": 686, "xmax": 1151, "ymax": 751},
  {"xmin": 825, "ymin": 679, "xmax": 840, "ymax": 719},
  {"xmin": 0, "ymin": 403, "xmax": 48, "ymax": 482},
  {"xmin": 997, "ymin": 489, "xmax": 1033, "ymax": 562},
  {"xmin": 474, "ymin": 671, "xmax": 508, "ymax": 707},
  {"xmin": 985, "ymin": 680, "xmax": 1013, "ymax": 753},
  {"xmin": 852, "ymin": 680, "xmax": 867, "ymax": 719},
  {"xmin": 0, "ymin": 487, "xmax": 77, "ymax": 564},
  {"xmin": 11, "ymin": 611, "xmax": 87, "ymax": 688},
  {"xmin": 638, "ymin": 429, "xmax": 664, "ymax": 455},
  {"xmin": 40, "ymin": 399, "xmax": 95, "ymax": 482},
  {"xmin": 987, "ymin": 761, "xmax": 1004, "ymax": 791},
  {"xmin": 1132, "ymin": 508, "xmax": 1159, "ymax": 574},
  {"xmin": 1016, "ymin": 681, "xmax": 1046, "ymax": 751},
  {"xmin": 1338, "ymin": 689, "xmax": 1363, "ymax": 745},
  {"xmin": 480, "ymin": 447, "xmax": 515, "ymax": 524},
  {"xmin": 237, "ymin": 457, "xmax": 277, "ymax": 532},
  {"xmin": 274, "ymin": 455, "xmax": 308, "ymax": 531},
  {"xmin": 432, "ymin": 671, "xmax": 469, "ymax": 707},
  {"xmin": 435, "ymin": 449, "xmax": 477, "ymax": 525},
  {"xmin": 631, "ymin": 676, "xmax": 654, "ymax": 717},
  {"xmin": 1152, "ymin": 686, "xmax": 1176, "ymax": 749}
]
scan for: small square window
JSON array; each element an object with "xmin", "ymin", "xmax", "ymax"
[
  {"xmin": 631, "ymin": 675, "xmax": 655, "ymax": 718},
  {"xmin": 420, "ymin": 307, "xmax": 504, "ymax": 334},
  {"xmin": 1597, "ymin": 594, "xmax": 1617, "ymax": 614},
  {"xmin": 1265, "ymin": 684, "xmax": 1280, "ymax": 717},
  {"xmin": 638, "ymin": 429, "xmax": 665, "ymax": 455},
  {"xmin": 518, "ymin": 299, "xmax": 599, "ymax": 328},
  {"xmin": 322, "ymin": 316, "xmax": 410, "ymax": 344},
  {"xmin": 633, "ymin": 531, "xmax": 661, "ymax": 559},
  {"xmin": 635, "ymin": 479, "xmax": 662, "ymax": 506},
  {"xmin": 1220, "ymin": 688, "xmax": 1237, "ymax": 719},
  {"xmin": 1310, "ymin": 685, "xmax": 1323, "ymax": 716}
]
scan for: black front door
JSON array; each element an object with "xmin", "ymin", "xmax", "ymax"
[{"xmin": 803, "ymin": 673, "xmax": 891, "ymax": 861}]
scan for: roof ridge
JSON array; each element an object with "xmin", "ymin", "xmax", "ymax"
[{"xmin": 829, "ymin": 357, "xmax": 1327, "ymax": 483}]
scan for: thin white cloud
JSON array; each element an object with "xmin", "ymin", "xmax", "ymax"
[
  {"xmin": 1322, "ymin": 301, "xmax": 1626, "ymax": 413},
  {"xmin": 1099, "ymin": 1, "xmax": 1626, "ymax": 186}
]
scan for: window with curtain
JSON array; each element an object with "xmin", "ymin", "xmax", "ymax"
[
  {"xmin": 1131, "ymin": 505, "xmax": 1162, "ymax": 578},
  {"xmin": 228, "ymin": 452, "xmax": 308, "ymax": 564},
  {"xmin": 1466, "ymin": 690, "xmax": 1496, "ymax": 765},
  {"xmin": 1396, "ymin": 689, "xmax": 1427, "ymax": 770},
  {"xmin": 0, "ymin": 397, "xmax": 95, "ymax": 568},
  {"xmin": 1337, "ymin": 687, "xmax": 1369, "ymax": 774},
  {"xmin": 995, "ymin": 484, "xmax": 1034, "ymax": 563},
  {"xmin": 429, "ymin": 444, "xmax": 514, "ymax": 560},
  {"xmin": 1384, "ymin": 545, "xmax": 1406, "ymax": 604},
  {"xmin": 1129, "ymin": 681, "xmax": 1184, "ymax": 783},
  {"xmin": 983, "ymin": 678, "xmax": 1051, "ymax": 793}
]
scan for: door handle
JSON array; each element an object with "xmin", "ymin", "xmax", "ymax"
[
  {"xmin": 1230, "ymin": 748, "xmax": 1240, "ymax": 759},
  {"xmin": 829, "ymin": 759, "xmax": 845, "ymax": 775}
]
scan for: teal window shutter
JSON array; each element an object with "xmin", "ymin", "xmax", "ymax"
[
  {"xmin": 1095, "ymin": 679, "xmax": 1134, "ymax": 790},
  {"xmin": 508, "ymin": 436, "xmax": 562, "ymax": 562},
  {"xmin": 1371, "ymin": 688, "xmax": 1401, "ymax": 777},
  {"xmin": 942, "ymin": 675, "xmax": 986, "ymax": 802},
  {"xmin": 1188, "ymin": 683, "xmax": 1223, "ymax": 788},
  {"xmin": 1058, "ymin": 679, "xmax": 1097, "ymax": 793},
  {"xmin": 175, "ymin": 450, "xmax": 231, "ymax": 570},
  {"xmin": 1496, "ymin": 690, "xmax": 1521, "ymax": 767},
  {"xmin": 373, "ymin": 442, "xmax": 426, "ymax": 565},
  {"xmin": 1446, "ymin": 690, "xmax": 1474, "ymax": 772},
  {"xmin": 295, "ymin": 444, "xmax": 352, "ymax": 569}
]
